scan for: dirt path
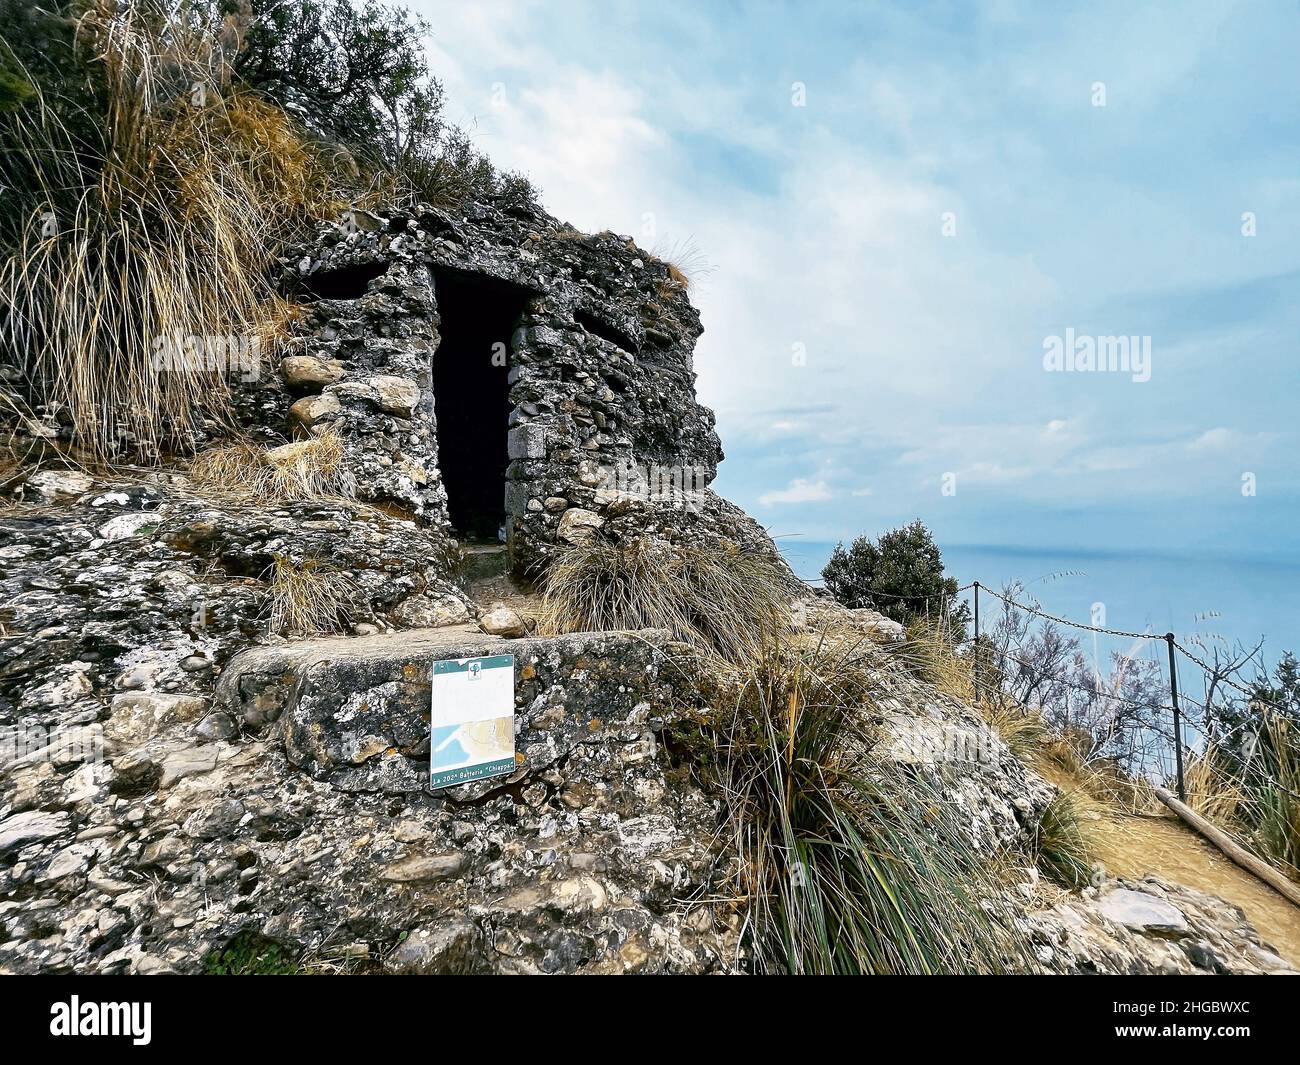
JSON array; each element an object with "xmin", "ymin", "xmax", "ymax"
[{"xmin": 1091, "ymin": 810, "xmax": 1300, "ymax": 966}]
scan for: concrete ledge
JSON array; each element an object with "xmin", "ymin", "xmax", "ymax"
[{"xmin": 215, "ymin": 628, "xmax": 678, "ymax": 794}]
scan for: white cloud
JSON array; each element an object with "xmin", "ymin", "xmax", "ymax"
[
  {"xmin": 1188, "ymin": 427, "xmax": 1233, "ymax": 453},
  {"xmin": 950, "ymin": 461, "xmax": 1036, "ymax": 487},
  {"xmin": 759, "ymin": 479, "xmax": 832, "ymax": 506}
]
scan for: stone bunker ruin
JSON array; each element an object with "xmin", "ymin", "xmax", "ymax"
[{"xmin": 271, "ymin": 196, "xmax": 752, "ymax": 574}]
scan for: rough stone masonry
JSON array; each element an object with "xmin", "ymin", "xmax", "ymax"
[{"xmin": 267, "ymin": 189, "xmax": 766, "ymax": 575}]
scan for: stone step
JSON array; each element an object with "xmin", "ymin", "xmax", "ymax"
[
  {"xmin": 214, "ymin": 626, "xmax": 675, "ymax": 796},
  {"xmin": 460, "ymin": 543, "xmax": 510, "ymax": 581}
]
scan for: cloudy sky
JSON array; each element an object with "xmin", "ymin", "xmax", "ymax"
[{"xmin": 413, "ymin": 0, "xmax": 1300, "ymax": 557}]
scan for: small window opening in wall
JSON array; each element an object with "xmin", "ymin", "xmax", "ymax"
[
  {"xmin": 298, "ymin": 261, "xmax": 389, "ymax": 301},
  {"xmin": 431, "ymin": 268, "xmax": 535, "ymax": 541},
  {"xmin": 575, "ymin": 309, "xmax": 637, "ymax": 354}
]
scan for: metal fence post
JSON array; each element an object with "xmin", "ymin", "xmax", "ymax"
[
  {"xmin": 1165, "ymin": 633, "xmax": 1186, "ymax": 802},
  {"xmin": 972, "ymin": 581, "xmax": 980, "ymax": 703}
]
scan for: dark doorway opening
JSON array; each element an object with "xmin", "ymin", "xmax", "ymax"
[{"xmin": 431, "ymin": 268, "xmax": 534, "ymax": 541}]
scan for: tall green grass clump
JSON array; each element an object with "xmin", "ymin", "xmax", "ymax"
[
  {"xmin": 1028, "ymin": 793, "xmax": 1094, "ymax": 889},
  {"xmin": 1248, "ymin": 713, "xmax": 1300, "ymax": 879},
  {"xmin": 708, "ymin": 639, "xmax": 1026, "ymax": 974},
  {"xmin": 1179, "ymin": 712, "xmax": 1300, "ymax": 881},
  {"xmin": 541, "ymin": 540, "xmax": 1026, "ymax": 971}
]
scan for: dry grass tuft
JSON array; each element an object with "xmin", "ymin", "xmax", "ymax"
[
  {"xmin": 263, "ymin": 433, "xmax": 347, "ymax": 499},
  {"xmin": 983, "ymin": 701, "xmax": 1049, "ymax": 761},
  {"xmin": 190, "ymin": 432, "xmax": 349, "ymax": 503},
  {"xmin": 651, "ymin": 236, "xmax": 713, "ymax": 292},
  {"xmin": 188, "ymin": 437, "xmax": 266, "ymax": 496},
  {"xmin": 537, "ymin": 539, "xmax": 795, "ymax": 663},
  {"xmin": 264, "ymin": 555, "xmax": 357, "ymax": 637},
  {"xmin": 896, "ymin": 618, "xmax": 974, "ymax": 694},
  {"xmin": 550, "ymin": 226, "xmax": 589, "ymax": 243},
  {"xmin": 255, "ymin": 295, "xmax": 309, "ymax": 356},
  {"xmin": 1182, "ymin": 744, "xmax": 1245, "ymax": 824},
  {"xmin": 0, "ymin": 3, "xmax": 344, "ymax": 460}
]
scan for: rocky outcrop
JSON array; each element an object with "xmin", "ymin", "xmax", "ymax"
[
  {"xmin": 792, "ymin": 595, "xmax": 1056, "ymax": 855},
  {"xmin": 1031, "ymin": 877, "xmax": 1297, "ymax": 975},
  {"xmin": 2, "ymin": 472, "xmax": 1293, "ymax": 975},
  {"xmin": 0, "ymin": 502, "xmax": 738, "ymax": 972},
  {"xmin": 0, "ymin": 481, "xmax": 469, "ymax": 733},
  {"xmin": 0, "ymin": 724, "xmax": 737, "ymax": 974}
]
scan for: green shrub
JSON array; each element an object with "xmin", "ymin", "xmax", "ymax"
[
  {"xmin": 204, "ymin": 930, "xmax": 299, "ymax": 975},
  {"xmin": 821, "ymin": 520, "xmax": 970, "ymax": 639},
  {"xmin": 227, "ymin": 0, "xmax": 534, "ymax": 209}
]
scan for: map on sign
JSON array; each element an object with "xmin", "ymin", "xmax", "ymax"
[{"xmin": 429, "ymin": 654, "xmax": 515, "ymax": 788}]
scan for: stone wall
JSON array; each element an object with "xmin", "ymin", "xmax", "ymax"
[{"xmin": 272, "ymin": 196, "xmax": 738, "ymax": 577}]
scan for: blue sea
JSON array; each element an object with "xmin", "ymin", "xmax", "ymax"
[{"xmin": 778, "ymin": 540, "xmax": 1300, "ymax": 680}]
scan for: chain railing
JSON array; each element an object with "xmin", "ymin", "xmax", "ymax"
[{"xmin": 963, "ymin": 580, "xmax": 1299, "ymax": 836}]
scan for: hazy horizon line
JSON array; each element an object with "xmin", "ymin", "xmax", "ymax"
[{"xmin": 772, "ymin": 537, "xmax": 1300, "ymax": 568}]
